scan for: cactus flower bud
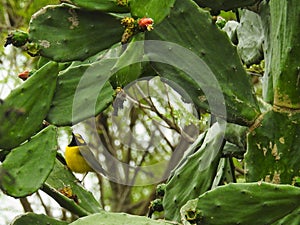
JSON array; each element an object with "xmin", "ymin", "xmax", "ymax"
[
  {"xmin": 138, "ymin": 17, "xmax": 154, "ymax": 31},
  {"xmin": 4, "ymin": 30, "xmax": 28, "ymax": 47}
]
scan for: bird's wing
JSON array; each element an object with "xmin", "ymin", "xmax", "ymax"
[{"xmin": 79, "ymin": 147, "xmax": 108, "ymax": 177}]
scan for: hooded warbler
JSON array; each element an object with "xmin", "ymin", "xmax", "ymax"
[{"xmin": 65, "ymin": 133, "xmax": 107, "ymax": 176}]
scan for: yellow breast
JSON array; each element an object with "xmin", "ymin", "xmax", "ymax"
[{"xmin": 65, "ymin": 146, "xmax": 93, "ymax": 173}]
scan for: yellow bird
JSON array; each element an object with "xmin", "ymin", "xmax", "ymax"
[{"xmin": 65, "ymin": 133, "xmax": 107, "ymax": 176}]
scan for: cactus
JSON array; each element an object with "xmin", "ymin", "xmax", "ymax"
[
  {"xmin": 0, "ymin": 61, "xmax": 58, "ymax": 149},
  {"xmin": 180, "ymin": 199, "xmax": 199, "ymax": 225},
  {"xmin": 189, "ymin": 182, "xmax": 300, "ymax": 225},
  {"xmin": 70, "ymin": 0, "xmax": 129, "ymax": 13},
  {"xmin": 0, "ymin": 125, "xmax": 57, "ymax": 197},
  {"xmin": 245, "ymin": 110, "xmax": 300, "ymax": 184},
  {"xmin": 259, "ymin": 1, "xmax": 273, "ymax": 104},
  {"xmin": 4, "ymin": 30, "xmax": 29, "ymax": 47},
  {"xmin": 11, "ymin": 213, "xmax": 68, "ymax": 225},
  {"xmin": 42, "ymin": 158, "xmax": 102, "ymax": 216},
  {"xmin": 193, "ymin": 0, "xmax": 260, "ymax": 11},
  {"xmin": 163, "ymin": 122, "xmax": 225, "ymax": 221},
  {"xmin": 2, "ymin": 0, "xmax": 300, "ymax": 224},
  {"xmin": 244, "ymin": 0, "xmax": 300, "ymax": 184},
  {"xmin": 236, "ymin": 9, "xmax": 264, "ymax": 66},
  {"xmin": 46, "ymin": 60, "xmax": 115, "ymax": 126},
  {"xmin": 69, "ymin": 211, "xmax": 175, "ymax": 225},
  {"xmin": 268, "ymin": 0, "xmax": 300, "ymax": 109},
  {"xmin": 28, "ymin": 4, "xmax": 124, "ymax": 62},
  {"xmin": 110, "ymin": 33, "xmax": 144, "ymax": 88},
  {"xmin": 130, "ymin": 0, "xmax": 175, "ymax": 24},
  {"xmin": 146, "ymin": 0, "xmax": 260, "ymax": 126}
]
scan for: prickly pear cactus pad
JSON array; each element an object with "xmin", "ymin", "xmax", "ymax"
[
  {"xmin": 70, "ymin": 0, "xmax": 129, "ymax": 13},
  {"xmin": 269, "ymin": 0, "xmax": 300, "ymax": 109},
  {"xmin": 46, "ymin": 60, "xmax": 115, "ymax": 126},
  {"xmin": 146, "ymin": 0, "xmax": 260, "ymax": 126},
  {"xmin": 245, "ymin": 109, "xmax": 300, "ymax": 184},
  {"xmin": 259, "ymin": 1, "xmax": 273, "ymax": 104},
  {"xmin": 0, "ymin": 61, "xmax": 58, "ymax": 149},
  {"xmin": 69, "ymin": 211, "xmax": 174, "ymax": 225},
  {"xmin": 42, "ymin": 159, "xmax": 102, "ymax": 216},
  {"xmin": 11, "ymin": 213, "xmax": 68, "ymax": 225},
  {"xmin": 236, "ymin": 9, "xmax": 264, "ymax": 66},
  {"xmin": 130, "ymin": 0, "xmax": 175, "ymax": 24},
  {"xmin": 0, "ymin": 126, "xmax": 57, "ymax": 197},
  {"xmin": 193, "ymin": 0, "xmax": 260, "ymax": 11},
  {"xmin": 28, "ymin": 3, "xmax": 123, "ymax": 62},
  {"xmin": 193, "ymin": 182, "xmax": 300, "ymax": 225},
  {"xmin": 110, "ymin": 33, "xmax": 144, "ymax": 87},
  {"xmin": 163, "ymin": 122, "xmax": 225, "ymax": 221}
]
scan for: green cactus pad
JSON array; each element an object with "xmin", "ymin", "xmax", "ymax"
[
  {"xmin": 193, "ymin": 182, "xmax": 300, "ymax": 225},
  {"xmin": 146, "ymin": 0, "xmax": 260, "ymax": 126},
  {"xmin": 224, "ymin": 123, "xmax": 248, "ymax": 149},
  {"xmin": 70, "ymin": 0, "xmax": 129, "ymax": 12},
  {"xmin": 180, "ymin": 198, "xmax": 199, "ymax": 225},
  {"xmin": 29, "ymin": 4, "xmax": 124, "ymax": 62},
  {"xmin": 0, "ymin": 125, "xmax": 57, "ymax": 197},
  {"xmin": 0, "ymin": 61, "xmax": 58, "ymax": 149},
  {"xmin": 194, "ymin": 0, "xmax": 260, "ymax": 11},
  {"xmin": 69, "ymin": 211, "xmax": 174, "ymax": 225},
  {"xmin": 11, "ymin": 213, "xmax": 67, "ymax": 225},
  {"xmin": 245, "ymin": 109, "xmax": 300, "ymax": 184},
  {"xmin": 163, "ymin": 122, "xmax": 225, "ymax": 221},
  {"xmin": 42, "ymin": 158, "xmax": 102, "ymax": 216},
  {"xmin": 236, "ymin": 9, "xmax": 264, "ymax": 66},
  {"xmin": 259, "ymin": 1, "xmax": 273, "ymax": 104},
  {"xmin": 211, "ymin": 157, "xmax": 235, "ymax": 189},
  {"xmin": 222, "ymin": 142, "xmax": 245, "ymax": 159},
  {"xmin": 269, "ymin": 0, "xmax": 300, "ymax": 109},
  {"xmin": 130, "ymin": 0, "xmax": 175, "ymax": 24},
  {"xmin": 110, "ymin": 33, "xmax": 144, "ymax": 88},
  {"xmin": 47, "ymin": 60, "xmax": 115, "ymax": 126}
]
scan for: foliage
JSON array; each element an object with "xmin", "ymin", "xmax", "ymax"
[
  {"xmin": 0, "ymin": 0, "xmax": 60, "ymax": 100},
  {"xmin": 0, "ymin": 0, "xmax": 300, "ymax": 224}
]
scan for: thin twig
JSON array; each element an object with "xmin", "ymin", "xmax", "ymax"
[
  {"xmin": 36, "ymin": 191, "xmax": 51, "ymax": 216},
  {"xmin": 20, "ymin": 197, "xmax": 33, "ymax": 212},
  {"xmin": 163, "ymin": 82, "xmax": 177, "ymax": 126},
  {"xmin": 134, "ymin": 83, "xmax": 181, "ymax": 133},
  {"xmin": 96, "ymin": 173, "xmax": 105, "ymax": 208}
]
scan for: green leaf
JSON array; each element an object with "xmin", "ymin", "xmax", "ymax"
[
  {"xmin": 163, "ymin": 122, "xmax": 225, "ymax": 221},
  {"xmin": 11, "ymin": 213, "xmax": 67, "ymax": 225},
  {"xmin": 0, "ymin": 61, "xmax": 58, "ymax": 149},
  {"xmin": 29, "ymin": 4, "xmax": 123, "ymax": 62},
  {"xmin": 42, "ymin": 159, "xmax": 102, "ymax": 216},
  {"xmin": 192, "ymin": 182, "xmax": 300, "ymax": 225},
  {"xmin": 130, "ymin": 0, "xmax": 175, "ymax": 24},
  {"xmin": 69, "ymin": 211, "xmax": 174, "ymax": 225},
  {"xmin": 146, "ymin": 0, "xmax": 260, "ymax": 126},
  {"xmin": 0, "ymin": 126, "xmax": 57, "ymax": 197}
]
